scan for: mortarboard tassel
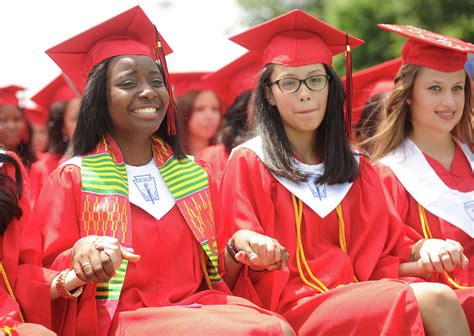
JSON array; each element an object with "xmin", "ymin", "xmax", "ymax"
[
  {"xmin": 154, "ymin": 26, "xmax": 176, "ymax": 136},
  {"xmin": 344, "ymin": 34, "xmax": 353, "ymax": 138}
]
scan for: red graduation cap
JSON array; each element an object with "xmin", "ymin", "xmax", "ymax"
[
  {"xmin": 229, "ymin": 9, "xmax": 364, "ymax": 67},
  {"xmin": 378, "ymin": 24, "xmax": 474, "ymax": 72},
  {"xmin": 203, "ymin": 51, "xmax": 262, "ymax": 107},
  {"xmin": 169, "ymin": 72, "xmax": 212, "ymax": 98},
  {"xmin": 347, "ymin": 57, "xmax": 402, "ymax": 125},
  {"xmin": 23, "ymin": 104, "xmax": 48, "ymax": 126},
  {"xmin": 0, "ymin": 85, "xmax": 24, "ymax": 106},
  {"xmin": 229, "ymin": 9, "xmax": 364, "ymax": 136},
  {"xmin": 31, "ymin": 74, "xmax": 79, "ymax": 109},
  {"xmin": 45, "ymin": 6, "xmax": 177, "ymax": 134}
]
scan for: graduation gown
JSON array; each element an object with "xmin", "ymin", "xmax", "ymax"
[
  {"xmin": 378, "ymin": 141, "xmax": 474, "ymax": 330},
  {"xmin": 221, "ymin": 143, "xmax": 424, "ymax": 335},
  {"xmin": 0, "ymin": 151, "xmax": 55, "ymax": 335},
  {"xmin": 16, "ymin": 158, "xmax": 291, "ymax": 336},
  {"xmin": 378, "ymin": 144, "xmax": 473, "ymax": 285},
  {"xmin": 29, "ymin": 153, "xmax": 63, "ymax": 201},
  {"xmin": 196, "ymin": 143, "xmax": 229, "ymax": 187}
]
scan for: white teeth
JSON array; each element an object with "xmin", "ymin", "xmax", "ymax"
[
  {"xmin": 436, "ymin": 112, "xmax": 454, "ymax": 117},
  {"xmin": 133, "ymin": 107, "xmax": 157, "ymax": 114}
]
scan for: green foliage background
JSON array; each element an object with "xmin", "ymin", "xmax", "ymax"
[{"xmin": 236, "ymin": 0, "xmax": 474, "ymax": 74}]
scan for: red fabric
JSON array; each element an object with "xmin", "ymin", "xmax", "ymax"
[
  {"xmin": 0, "ymin": 152, "xmax": 55, "ymax": 335},
  {"xmin": 31, "ymin": 74, "xmax": 78, "ymax": 108},
  {"xmin": 195, "ymin": 144, "xmax": 229, "ymax": 188},
  {"xmin": 0, "ymin": 86, "xmax": 24, "ymax": 106},
  {"xmin": 29, "ymin": 153, "xmax": 62, "ymax": 201},
  {"xmin": 221, "ymin": 148, "xmax": 424, "ymax": 335},
  {"xmin": 229, "ymin": 9, "xmax": 364, "ymax": 67},
  {"xmin": 203, "ymin": 52, "xmax": 261, "ymax": 107},
  {"xmin": 377, "ymin": 145, "xmax": 474, "ymax": 331},
  {"xmin": 377, "ymin": 24, "xmax": 474, "ymax": 72},
  {"xmin": 46, "ymin": 6, "xmax": 172, "ymax": 93},
  {"xmin": 378, "ymin": 145, "xmax": 474, "ymax": 287},
  {"xmin": 17, "ymin": 159, "xmax": 290, "ymax": 335}
]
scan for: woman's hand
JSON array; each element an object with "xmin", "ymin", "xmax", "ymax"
[
  {"xmin": 417, "ymin": 238, "xmax": 468, "ymax": 274},
  {"xmin": 230, "ymin": 229, "xmax": 289, "ymax": 272},
  {"xmin": 71, "ymin": 235, "xmax": 141, "ymax": 283}
]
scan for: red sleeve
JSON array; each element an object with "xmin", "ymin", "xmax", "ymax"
[
  {"xmin": 354, "ymin": 159, "xmax": 413, "ymax": 279},
  {"xmin": 0, "ymin": 152, "xmax": 34, "ymax": 321},
  {"xmin": 220, "ymin": 149, "xmax": 286, "ymax": 308},
  {"xmin": 375, "ymin": 163, "xmax": 423, "ymax": 243},
  {"xmin": 15, "ymin": 163, "xmax": 86, "ymax": 332}
]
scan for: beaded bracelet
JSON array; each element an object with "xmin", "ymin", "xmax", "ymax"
[
  {"xmin": 55, "ymin": 269, "xmax": 83, "ymax": 299},
  {"xmin": 226, "ymin": 239, "xmax": 239, "ymax": 263}
]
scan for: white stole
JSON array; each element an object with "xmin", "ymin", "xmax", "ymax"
[
  {"xmin": 233, "ymin": 136, "xmax": 357, "ymax": 218},
  {"xmin": 380, "ymin": 139, "xmax": 474, "ymax": 237}
]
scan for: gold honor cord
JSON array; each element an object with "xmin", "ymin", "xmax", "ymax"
[
  {"xmin": 0, "ymin": 261, "xmax": 24, "ymax": 322},
  {"xmin": 292, "ymin": 194, "xmax": 358, "ymax": 293},
  {"xmin": 418, "ymin": 204, "xmax": 472, "ymax": 289}
]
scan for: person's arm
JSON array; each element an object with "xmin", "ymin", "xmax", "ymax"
[
  {"xmin": 223, "ymin": 230, "xmax": 288, "ymax": 289},
  {"xmin": 400, "ymin": 238, "xmax": 468, "ymax": 277},
  {"xmin": 49, "ymin": 268, "xmax": 86, "ymax": 301}
]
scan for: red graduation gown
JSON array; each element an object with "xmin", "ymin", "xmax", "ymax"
[
  {"xmin": 0, "ymin": 151, "xmax": 55, "ymax": 335},
  {"xmin": 377, "ymin": 145, "xmax": 474, "ymax": 330},
  {"xmin": 221, "ymin": 148, "xmax": 425, "ymax": 335},
  {"xmin": 196, "ymin": 143, "xmax": 229, "ymax": 187},
  {"xmin": 16, "ymin": 159, "xmax": 291, "ymax": 336},
  {"xmin": 29, "ymin": 153, "xmax": 63, "ymax": 201},
  {"xmin": 378, "ymin": 145, "xmax": 473, "ymax": 286}
]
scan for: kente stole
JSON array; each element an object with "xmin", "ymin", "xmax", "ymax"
[{"xmin": 80, "ymin": 134, "xmax": 222, "ymax": 336}]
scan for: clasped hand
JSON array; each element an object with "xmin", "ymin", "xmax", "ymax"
[
  {"xmin": 417, "ymin": 238, "xmax": 468, "ymax": 275},
  {"xmin": 230, "ymin": 230, "xmax": 289, "ymax": 272},
  {"xmin": 71, "ymin": 235, "xmax": 141, "ymax": 283}
]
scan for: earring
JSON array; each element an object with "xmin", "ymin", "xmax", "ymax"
[
  {"xmin": 268, "ymin": 98, "xmax": 275, "ymax": 105},
  {"xmin": 407, "ymin": 99, "xmax": 412, "ymax": 105}
]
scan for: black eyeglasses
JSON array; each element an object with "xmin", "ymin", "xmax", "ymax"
[{"xmin": 269, "ymin": 75, "xmax": 330, "ymax": 94}]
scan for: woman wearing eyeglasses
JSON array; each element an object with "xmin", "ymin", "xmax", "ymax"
[{"xmin": 220, "ymin": 10, "xmax": 471, "ymax": 335}]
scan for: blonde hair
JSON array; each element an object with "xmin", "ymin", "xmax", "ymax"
[{"xmin": 367, "ymin": 64, "xmax": 473, "ymax": 161}]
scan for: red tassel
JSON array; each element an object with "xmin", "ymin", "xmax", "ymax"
[
  {"xmin": 154, "ymin": 27, "xmax": 176, "ymax": 136},
  {"xmin": 344, "ymin": 34, "xmax": 353, "ymax": 138}
]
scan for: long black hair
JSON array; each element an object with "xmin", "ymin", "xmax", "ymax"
[
  {"xmin": 255, "ymin": 63, "xmax": 358, "ymax": 185},
  {"xmin": 72, "ymin": 57, "xmax": 185, "ymax": 158},
  {"xmin": 0, "ymin": 153, "xmax": 23, "ymax": 234},
  {"xmin": 221, "ymin": 90, "xmax": 253, "ymax": 154}
]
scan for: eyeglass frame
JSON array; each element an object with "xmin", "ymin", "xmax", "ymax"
[{"xmin": 268, "ymin": 74, "xmax": 331, "ymax": 94}]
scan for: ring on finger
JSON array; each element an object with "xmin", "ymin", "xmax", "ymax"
[{"xmin": 81, "ymin": 261, "xmax": 92, "ymax": 268}]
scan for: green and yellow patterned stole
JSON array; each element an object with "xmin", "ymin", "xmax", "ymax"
[{"xmin": 79, "ymin": 134, "xmax": 223, "ymax": 336}]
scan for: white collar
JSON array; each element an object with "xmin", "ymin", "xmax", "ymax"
[
  {"xmin": 233, "ymin": 136, "xmax": 357, "ymax": 218},
  {"xmin": 380, "ymin": 139, "xmax": 474, "ymax": 237}
]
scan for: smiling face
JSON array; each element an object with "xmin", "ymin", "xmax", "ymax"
[
  {"xmin": 266, "ymin": 63, "xmax": 328, "ymax": 138},
  {"xmin": 409, "ymin": 67, "xmax": 465, "ymax": 136},
  {"xmin": 106, "ymin": 55, "xmax": 169, "ymax": 143},
  {"xmin": 0, "ymin": 104, "xmax": 26, "ymax": 149}
]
